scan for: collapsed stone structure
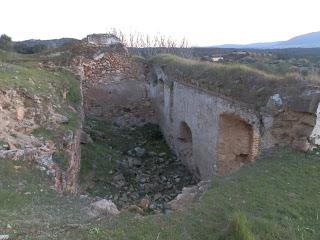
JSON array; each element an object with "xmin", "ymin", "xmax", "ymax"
[
  {"xmin": 2, "ymin": 34, "xmax": 318, "ymax": 196},
  {"xmin": 74, "ymin": 34, "xmax": 320, "ymax": 182},
  {"xmin": 87, "ymin": 34, "xmax": 121, "ymax": 46},
  {"xmin": 0, "ymin": 88, "xmax": 81, "ymax": 194}
]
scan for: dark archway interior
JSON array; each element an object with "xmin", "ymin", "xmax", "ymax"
[
  {"xmin": 179, "ymin": 121, "xmax": 192, "ymax": 143},
  {"xmin": 177, "ymin": 121, "xmax": 198, "ymax": 176}
]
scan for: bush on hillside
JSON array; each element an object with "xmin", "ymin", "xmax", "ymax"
[
  {"xmin": 0, "ymin": 34, "xmax": 12, "ymax": 50},
  {"xmin": 220, "ymin": 212, "xmax": 255, "ymax": 240},
  {"xmin": 14, "ymin": 43, "xmax": 47, "ymax": 54}
]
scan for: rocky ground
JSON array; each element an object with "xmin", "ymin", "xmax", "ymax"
[{"xmin": 80, "ymin": 120, "xmax": 197, "ymax": 213}]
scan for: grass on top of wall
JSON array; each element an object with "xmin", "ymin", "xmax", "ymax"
[{"xmin": 150, "ymin": 54, "xmax": 312, "ymax": 109}]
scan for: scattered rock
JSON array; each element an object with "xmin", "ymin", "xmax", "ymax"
[
  {"xmin": 80, "ymin": 194, "xmax": 89, "ymax": 199},
  {"xmin": 266, "ymin": 93, "xmax": 283, "ymax": 111},
  {"xmin": 127, "ymin": 157, "xmax": 142, "ymax": 167},
  {"xmin": 126, "ymin": 205, "xmax": 144, "ymax": 215},
  {"xmin": 138, "ymin": 197, "xmax": 150, "ymax": 210},
  {"xmin": 8, "ymin": 142, "xmax": 17, "ymax": 150},
  {"xmin": 80, "ymin": 131, "xmax": 93, "ymax": 144},
  {"xmin": 112, "ymin": 173, "xmax": 126, "ymax": 187},
  {"xmin": 148, "ymin": 151, "xmax": 157, "ymax": 156},
  {"xmin": 112, "ymin": 173, "xmax": 125, "ymax": 182},
  {"xmin": 132, "ymin": 158, "xmax": 142, "ymax": 166},
  {"xmin": 134, "ymin": 147, "xmax": 146, "ymax": 157},
  {"xmin": 153, "ymin": 193, "xmax": 162, "ymax": 201},
  {"xmin": 83, "ymin": 123, "xmax": 197, "ymax": 213},
  {"xmin": 0, "ymin": 235, "xmax": 9, "ymax": 240},
  {"xmin": 88, "ymin": 199, "xmax": 120, "ymax": 217},
  {"xmin": 158, "ymin": 152, "xmax": 166, "ymax": 157},
  {"xmin": 292, "ymin": 138, "xmax": 310, "ymax": 152},
  {"xmin": 51, "ymin": 113, "xmax": 69, "ymax": 124},
  {"xmin": 63, "ymin": 130, "xmax": 74, "ymax": 146},
  {"xmin": 167, "ymin": 181, "xmax": 209, "ymax": 210},
  {"xmin": 16, "ymin": 106, "xmax": 25, "ymax": 120}
]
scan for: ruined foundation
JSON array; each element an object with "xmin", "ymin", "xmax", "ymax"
[{"xmin": 72, "ymin": 34, "xmax": 320, "ymax": 199}]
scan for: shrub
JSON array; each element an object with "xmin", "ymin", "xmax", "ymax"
[
  {"xmin": 14, "ymin": 43, "xmax": 47, "ymax": 54},
  {"xmin": 220, "ymin": 212, "xmax": 255, "ymax": 240},
  {"xmin": 0, "ymin": 34, "xmax": 12, "ymax": 50}
]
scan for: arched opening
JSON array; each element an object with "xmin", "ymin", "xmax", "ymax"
[
  {"xmin": 156, "ymin": 79, "xmax": 165, "ymax": 114},
  {"xmin": 217, "ymin": 114, "xmax": 255, "ymax": 176},
  {"xmin": 177, "ymin": 121, "xmax": 197, "ymax": 176},
  {"xmin": 179, "ymin": 121, "xmax": 192, "ymax": 144}
]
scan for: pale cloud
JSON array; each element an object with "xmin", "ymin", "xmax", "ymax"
[{"xmin": 1, "ymin": 0, "xmax": 320, "ymax": 46}]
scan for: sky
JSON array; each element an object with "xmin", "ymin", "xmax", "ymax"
[{"xmin": 1, "ymin": 0, "xmax": 320, "ymax": 46}]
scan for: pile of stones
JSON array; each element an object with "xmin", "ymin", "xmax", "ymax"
[{"xmin": 109, "ymin": 147, "xmax": 197, "ymax": 212}]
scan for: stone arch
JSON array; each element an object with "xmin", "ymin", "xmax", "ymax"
[
  {"xmin": 217, "ymin": 113, "xmax": 257, "ymax": 176},
  {"xmin": 156, "ymin": 79, "xmax": 165, "ymax": 113},
  {"xmin": 177, "ymin": 121, "xmax": 197, "ymax": 176},
  {"xmin": 179, "ymin": 121, "xmax": 192, "ymax": 144}
]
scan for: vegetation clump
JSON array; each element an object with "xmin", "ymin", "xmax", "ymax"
[{"xmin": 221, "ymin": 212, "xmax": 255, "ymax": 240}]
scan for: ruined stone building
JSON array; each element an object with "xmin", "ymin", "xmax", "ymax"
[
  {"xmin": 1, "ymin": 34, "xmax": 319, "ymax": 194},
  {"xmin": 75, "ymin": 34, "xmax": 320, "ymax": 182}
]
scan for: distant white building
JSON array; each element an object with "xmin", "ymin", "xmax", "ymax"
[
  {"xmin": 87, "ymin": 34, "xmax": 121, "ymax": 46},
  {"xmin": 212, "ymin": 56, "xmax": 223, "ymax": 62}
]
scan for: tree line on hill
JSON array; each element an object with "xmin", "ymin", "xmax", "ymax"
[{"xmin": 0, "ymin": 34, "xmax": 48, "ymax": 54}]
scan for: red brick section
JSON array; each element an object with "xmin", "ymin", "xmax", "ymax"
[
  {"xmin": 217, "ymin": 114, "xmax": 260, "ymax": 176},
  {"xmin": 249, "ymin": 129, "xmax": 260, "ymax": 162}
]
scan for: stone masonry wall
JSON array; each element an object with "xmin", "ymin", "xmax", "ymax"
[
  {"xmin": 147, "ymin": 66, "xmax": 319, "ymax": 179},
  {"xmin": 84, "ymin": 79, "xmax": 156, "ymax": 126},
  {"xmin": 74, "ymin": 43, "xmax": 155, "ymax": 126},
  {"xmin": 311, "ymin": 103, "xmax": 320, "ymax": 145},
  {"xmin": 148, "ymin": 78, "xmax": 261, "ymax": 179}
]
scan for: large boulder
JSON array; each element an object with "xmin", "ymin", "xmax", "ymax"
[
  {"xmin": 167, "ymin": 181, "xmax": 209, "ymax": 210},
  {"xmin": 88, "ymin": 199, "xmax": 120, "ymax": 217}
]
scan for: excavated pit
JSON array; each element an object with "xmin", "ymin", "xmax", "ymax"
[{"xmin": 80, "ymin": 120, "xmax": 197, "ymax": 213}]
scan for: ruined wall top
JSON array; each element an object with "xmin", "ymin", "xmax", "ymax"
[{"xmin": 86, "ymin": 34, "xmax": 121, "ymax": 46}]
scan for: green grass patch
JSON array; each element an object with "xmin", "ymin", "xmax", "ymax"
[
  {"xmin": 1, "ymin": 149, "xmax": 320, "ymax": 239},
  {"xmin": 31, "ymin": 127, "xmax": 54, "ymax": 139},
  {"xmin": 0, "ymin": 49, "xmax": 82, "ymax": 172},
  {"xmin": 78, "ymin": 148, "xmax": 320, "ymax": 240}
]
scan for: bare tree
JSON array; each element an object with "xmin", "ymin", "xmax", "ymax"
[{"xmin": 106, "ymin": 28, "xmax": 192, "ymax": 57}]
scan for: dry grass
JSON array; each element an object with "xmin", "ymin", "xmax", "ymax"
[{"xmin": 150, "ymin": 54, "xmax": 314, "ymax": 109}]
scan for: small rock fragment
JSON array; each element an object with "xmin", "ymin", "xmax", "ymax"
[
  {"xmin": 52, "ymin": 113, "xmax": 69, "ymax": 124},
  {"xmin": 134, "ymin": 147, "xmax": 146, "ymax": 157},
  {"xmin": 16, "ymin": 106, "xmax": 25, "ymax": 121},
  {"xmin": 138, "ymin": 197, "xmax": 150, "ymax": 210},
  {"xmin": 80, "ymin": 131, "xmax": 93, "ymax": 144}
]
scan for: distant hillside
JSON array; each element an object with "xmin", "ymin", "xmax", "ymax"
[
  {"xmin": 217, "ymin": 31, "xmax": 320, "ymax": 49},
  {"xmin": 16, "ymin": 38, "xmax": 77, "ymax": 48}
]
